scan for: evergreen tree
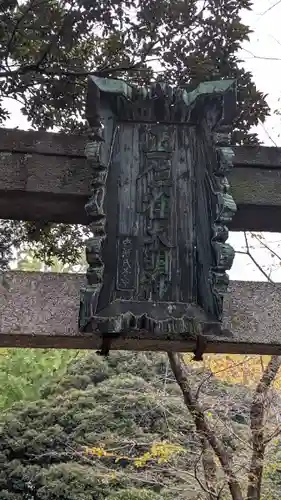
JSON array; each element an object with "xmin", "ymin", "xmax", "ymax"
[
  {"xmin": 0, "ymin": 351, "xmax": 280, "ymax": 499},
  {"xmin": 0, "ymin": 352, "xmax": 194, "ymax": 499}
]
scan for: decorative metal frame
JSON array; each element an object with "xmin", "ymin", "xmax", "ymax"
[{"xmin": 79, "ymin": 77, "xmax": 237, "ymax": 356}]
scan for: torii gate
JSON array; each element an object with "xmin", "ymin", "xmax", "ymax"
[{"xmin": 1, "ymin": 77, "xmax": 281, "ymax": 356}]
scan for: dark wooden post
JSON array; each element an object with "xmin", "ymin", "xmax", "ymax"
[{"xmin": 79, "ymin": 77, "xmax": 237, "ymax": 355}]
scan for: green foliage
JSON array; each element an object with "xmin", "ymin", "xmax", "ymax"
[
  {"xmin": 0, "ymin": 249, "xmax": 85, "ymax": 413},
  {"xmin": 16, "ymin": 248, "xmax": 87, "ymax": 272},
  {"xmin": 0, "ymin": 220, "xmax": 89, "ymax": 270},
  {"xmin": 1, "ymin": 0, "xmax": 268, "ymax": 137},
  {"xmin": 0, "ymin": 350, "xmax": 281, "ymax": 498},
  {"xmin": 106, "ymin": 489, "xmax": 163, "ymax": 500},
  {"xmin": 0, "ymin": 352, "xmax": 198, "ymax": 499},
  {"xmin": 263, "ymin": 439, "xmax": 281, "ymax": 484},
  {"xmin": 0, "ymin": 0, "xmax": 270, "ymax": 265},
  {"xmin": 0, "ymin": 348, "xmax": 78, "ymax": 411}
]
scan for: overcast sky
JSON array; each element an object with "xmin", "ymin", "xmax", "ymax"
[
  {"xmin": 229, "ymin": 0, "xmax": 281, "ymax": 281},
  {"xmin": 4, "ymin": 0, "xmax": 281, "ymax": 281},
  {"xmin": 238, "ymin": 0, "xmax": 281, "ymax": 147}
]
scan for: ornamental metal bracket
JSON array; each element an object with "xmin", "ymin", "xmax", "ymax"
[{"xmin": 79, "ymin": 77, "xmax": 237, "ymax": 357}]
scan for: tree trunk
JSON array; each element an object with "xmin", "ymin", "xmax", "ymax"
[
  {"xmin": 247, "ymin": 355, "xmax": 281, "ymax": 500},
  {"xmin": 168, "ymin": 352, "xmax": 244, "ymax": 500},
  {"xmin": 201, "ymin": 438, "xmax": 219, "ymax": 500}
]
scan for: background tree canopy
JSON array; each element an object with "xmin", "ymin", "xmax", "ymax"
[{"xmin": 0, "ymin": 0, "xmax": 270, "ymax": 266}]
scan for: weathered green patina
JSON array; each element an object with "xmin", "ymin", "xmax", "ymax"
[{"xmin": 79, "ymin": 77, "xmax": 237, "ymax": 357}]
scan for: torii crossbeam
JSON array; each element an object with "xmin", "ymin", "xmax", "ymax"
[{"xmin": 1, "ymin": 77, "xmax": 281, "ymax": 355}]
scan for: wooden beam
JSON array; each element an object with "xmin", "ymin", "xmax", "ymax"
[
  {"xmin": 233, "ymin": 144, "xmax": 281, "ymax": 168},
  {"xmin": 230, "ymin": 142, "xmax": 281, "ymax": 231},
  {"xmin": 2, "ymin": 128, "xmax": 281, "ymax": 166},
  {"xmin": 0, "ymin": 151, "xmax": 89, "ymax": 223},
  {"xmin": 0, "ymin": 128, "xmax": 85, "ymax": 156},
  {"xmin": 1, "ymin": 271, "xmax": 281, "ymax": 355},
  {"xmin": 1, "ymin": 128, "xmax": 281, "ymax": 231}
]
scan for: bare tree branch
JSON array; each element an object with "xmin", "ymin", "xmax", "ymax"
[
  {"xmin": 244, "ymin": 232, "xmax": 274, "ymax": 283},
  {"xmin": 250, "ymin": 232, "xmax": 281, "ymax": 262},
  {"xmin": 260, "ymin": 0, "xmax": 281, "ymax": 17},
  {"xmin": 264, "ymin": 424, "xmax": 281, "ymax": 446},
  {"xmin": 247, "ymin": 355, "xmax": 281, "ymax": 500},
  {"xmin": 168, "ymin": 352, "xmax": 244, "ymax": 500},
  {"xmin": 0, "ymin": 58, "xmax": 157, "ymax": 79},
  {"xmin": 195, "ymin": 356, "xmax": 252, "ymax": 400},
  {"xmin": 200, "ymin": 439, "xmax": 219, "ymax": 499}
]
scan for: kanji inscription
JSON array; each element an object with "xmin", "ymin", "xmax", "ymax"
[
  {"xmin": 137, "ymin": 126, "xmax": 175, "ymax": 301},
  {"xmin": 117, "ymin": 236, "xmax": 136, "ymax": 291}
]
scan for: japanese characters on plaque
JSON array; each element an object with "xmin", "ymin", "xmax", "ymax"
[
  {"xmin": 117, "ymin": 236, "xmax": 136, "ymax": 291},
  {"xmin": 136, "ymin": 125, "xmax": 175, "ymax": 301}
]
